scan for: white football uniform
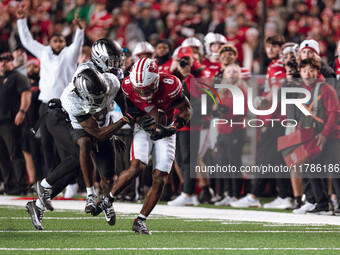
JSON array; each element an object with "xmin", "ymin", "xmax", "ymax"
[
  {"xmin": 131, "ymin": 124, "xmax": 176, "ymax": 174},
  {"xmin": 60, "ymin": 61, "xmax": 121, "ymax": 129},
  {"xmin": 122, "ymin": 72, "xmax": 182, "ymax": 173}
]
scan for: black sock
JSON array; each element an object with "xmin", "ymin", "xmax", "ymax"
[
  {"xmin": 109, "ymin": 192, "xmax": 116, "ymax": 203},
  {"xmin": 295, "ymin": 196, "xmax": 302, "ymax": 206}
]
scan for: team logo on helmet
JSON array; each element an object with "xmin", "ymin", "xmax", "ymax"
[{"xmin": 129, "ymin": 58, "xmax": 159, "ymax": 101}]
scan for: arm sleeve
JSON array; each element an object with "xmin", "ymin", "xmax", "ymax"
[
  {"xmin": 321, "ymin": 85, "xmax": 340, "ymax": 138},
  {"xmin": 17, "ymin": 19, "xmax": 46, "ymax": 59},
  {"xmin": 66, "ymin": 28, "xmax": 84, "ymax": 63},
  {"xmin": 115, "ymin": 89, "xmax": 127, "ymax": 115}
]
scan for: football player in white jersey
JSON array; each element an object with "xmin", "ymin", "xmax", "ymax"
[{"xmin": 26, "ymin": 39, "xmax": 132, "ymax": 230}]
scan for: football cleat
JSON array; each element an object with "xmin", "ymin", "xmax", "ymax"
[
  {"xmin": 85, "ymin": 194, "xmax": 98, "ymax": 214},
  {"xmin": 33, "ymin": 181, "xmax": 54, "ymax": 211},
  {"xmin": 132, "ymin": 217, "xmax": 151, "ymax": 235},
  {"xmin": 25, "ymin": 201, "xmax": 44, "ymax": 230},
  {"xmin": 93, "ymin": 197, "xmax": 116, "ymax": 226}
]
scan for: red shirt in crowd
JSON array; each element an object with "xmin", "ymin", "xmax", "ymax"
[
  {"xmin": 260, "ymin": 57, "xmax": 286, "ymax": 125},
  {"xmin": 157, "ymin": 58, "xmax": 173, "ymax": 74},
  {"xmin": 335, "ymin": 58, "xmax": 340, "ymax": 80},
  {"xmin": 217, "ymin": 84, "xmax": 248, "ymax": 134},
  {"xmin": 201, "ymin": 59, "xmax": 221, "ymax": 78}
]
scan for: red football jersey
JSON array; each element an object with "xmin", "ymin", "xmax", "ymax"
[
  {"xmin": 157, "ymin": 58, "xmax": 173, "ymax": 74},
  {"xmin": 201, "ymin": 59, "xmax": 221, "ymax": 78},
  {"xmin": 121, "ymin": 73, "xmax": 183, "ymax": 122}
]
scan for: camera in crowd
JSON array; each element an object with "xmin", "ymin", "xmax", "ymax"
[
  {"xmin": 286, "ymin": 59, "xmax": 300, "ymax": 79},
  {"xmin": 179, "ymin": 58, "xmax": 189, "ymax": 68}
]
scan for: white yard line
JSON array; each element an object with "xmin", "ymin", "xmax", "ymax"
[
  {"xmin": 1, "ymin": 195, "xmax": 340, "ymax": 226},
  {"xmin": 1, "ymin": 230, "xmax": 340, "ymax": 233},
  {"xmin": 1, "ymin": 248, "xmax": 340, "ymax": 251}
]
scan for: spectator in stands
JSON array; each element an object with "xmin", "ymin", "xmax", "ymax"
[
  {"xmin": 132, "ymin": 41, "xmax": 154, "ymax": 62},
  {"xmin": 25, "ymin": 58, "xmax": 43, "ymax": 184},
  {"xmin": 214, "ymin": 64, "xmax": 247, "ymax": 206},
  {"xmin": 284, "ymin": 20, "xmax": 305, "ymax": 44},
  {"xmin": 168, "ymin": 46, "xmax": 204, "ymax": 206},
  {"xmin": 65, "ymin": 0, "xmax": 91, "ymax": 25},
  {"xmin": 155, "ymin": 39, "xmax": 173, "ymax": 74},
  {"xmin": 16, "ymin": 5, "xmax": 84, "ymax": 179},
  {"xmin": 136, "ymin": 2, "xmax": 164, "ymax": 43},
  {"xmin": 294, "ymin": 58, "xmax": 340, "ymax": 215},
  {"xmin": 12, "ymin": 46, "xmax": 27, "ymax": 76},
  {"xmin": 299, "ymin": 39, "xmax": 337, "ymax": 90},
  {"xmin": 231, "ymin": 35, "xmax": 293, "ymax": 209},
  {"xmin": 12, "ymin": 46, "xmax": 37, "ymax": 190},
  {"xmin": 242, "ymin": 28, "xmax": 260, "ymax": 74},
  {"xmin": 0, "ymin": 52, "xmax": 31, "ymax": 194},
  {"xmin": 214, "ymin": 45, "xmax": 251, "ymax": 84},
  {"xmin": 279, "ymin": 42, "xmax": 304, "ymax": 209},
  {"xmin": 181, "ymin": 37, "xmax": 205, "ymax": 63},
  {"xmin": 202, "ymin": 32, "xmax": 227, "ymax": 78},
  {"xmin": 109, "ymin": 8, "xmax": 145, "ymax": 49}
]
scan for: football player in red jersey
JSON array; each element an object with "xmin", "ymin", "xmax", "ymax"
[{"xmin": 97, "ymin": 58, "xmax": 192, "ymax": 234}]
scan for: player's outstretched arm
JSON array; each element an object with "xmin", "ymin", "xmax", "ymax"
[{"xmin": 79, "ymin": 115, "xmax": 132, "ymax": 142}]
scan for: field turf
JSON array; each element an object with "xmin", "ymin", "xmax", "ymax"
[{"xmin": 1, "ymin": 205, "xmax": 340, "ymax": 254}]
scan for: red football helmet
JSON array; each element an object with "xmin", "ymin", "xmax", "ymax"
[{"xmin": 129, "ymin": 58, "xmax": 159, "ymax": 100}]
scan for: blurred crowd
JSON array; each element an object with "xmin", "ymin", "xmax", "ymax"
[
  {"xmin": 1, "ymin": 0, "xmax": 340, "ymax": 70},
  {"xmin": 1, "ymin": 0, "xmax": 340, "ymax": 216}
]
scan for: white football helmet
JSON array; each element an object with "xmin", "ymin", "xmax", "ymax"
[
  {"xmin": 204, "ymin": 32, "xmax": 227, "ymax": 59},
  {"xmin": 91, "ymin": 38, "xmax": 125, "ymax": 79},
  {"xmin": 132, "ymin": 41, "xmax": 155, "ymax": 60},
  {"xmin": 181, "ymin": 37, "xmax": 204, "ymax": 56},
  {"xmin": 129, "ymin": 58, "xmax": 159, "ymax": 101}
]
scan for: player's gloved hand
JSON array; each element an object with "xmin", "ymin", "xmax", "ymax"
[
  {"xmin": 112, "ymin": 136, "xmax": 126, "ymax": 153},
  {"xmin": 137, "ymin": 115, "xmax": 155, "ymax": 132},
  {"xmin": 150, "ymin": 125, "xmax": 176, "ymax": 141},
  {"xmin": 48, "ymin": 99, "xmax": 62, "ymax": 109}
]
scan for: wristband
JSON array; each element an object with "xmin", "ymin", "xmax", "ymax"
[
  {"xmin": 20, "ymin": 109, "xmax": 26, "ymax": 114},
  {"xmin": 120, "ymin": 116, "xmax": 130, "ymax": 124},
  {"xmin": 120, "ymin": 113, "xmax": 133, "ymax": 124}
]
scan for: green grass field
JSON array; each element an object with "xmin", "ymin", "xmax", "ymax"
[{"xmin": 1, "ymin": 205, "xmax": 340, "ymax": 254}]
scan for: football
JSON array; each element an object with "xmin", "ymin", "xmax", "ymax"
[{"xmin": 148, "ymin": 106, "xmax": 167, "ymax": 133}]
